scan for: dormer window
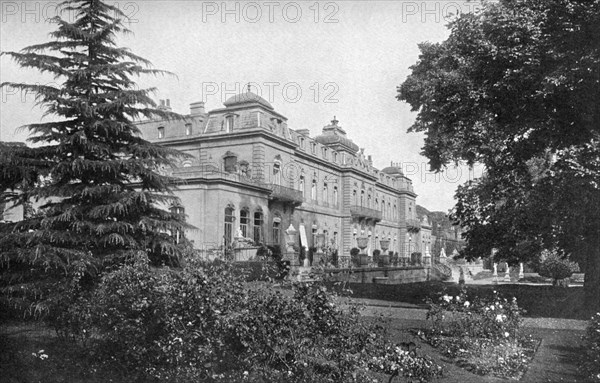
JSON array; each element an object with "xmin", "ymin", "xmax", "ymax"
[
  {"xmin": 256, "ymin": 111, "xmax": 262, "ymax": 127},
  {"xmin": 185, "ymin": 123, "xmax": 192, "ymax": 136},
  {"xmin": 311, "ymin": 142, "xmax": 316, "ymax": 154},
  {"xmin": 333, "ymin": 152, "xmax": 338, "ymax": 163},
  {"xmin": 225, "ymin": 115, "xmax": 234, "ymax": 132},
  {"xmin": 299, "ymin": 137, "xmax": 305, "ymax": 149},
  {"xmin": 322, "ymin": 147, "xmax": 328, "ymax": 159},
  {"xmin": 157, "ymin": 126, "xmax": 165, "ymax": 139}
]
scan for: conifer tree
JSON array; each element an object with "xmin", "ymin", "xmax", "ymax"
[{"xmin": 0, "ymin": 0, "xmax": 189, "ymax": 284}]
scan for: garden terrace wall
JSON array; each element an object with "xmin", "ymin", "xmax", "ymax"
[{"xmin": 324, "ymin": 266, "xmax": 434, "ymax": 284}]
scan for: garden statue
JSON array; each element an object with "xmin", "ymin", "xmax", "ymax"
[
  {"xmin": 493, "ymin": 262, "xmax": 498, "ymax": 276},
  {"xmin": 504, "ymin": 266, "xmax": 511, "ymax": 282},
  {"xmin": 519, "ymin": 262, "xmax": 524, "ymax": 279}
]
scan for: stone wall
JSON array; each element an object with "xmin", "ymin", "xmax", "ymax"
[{"xmin": 323, "ymin": 266, "xmax": 433, "ymax": 284}]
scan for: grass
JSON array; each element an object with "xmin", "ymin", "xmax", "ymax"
[
  {"xmin": 326, "ymin": 281, "xmax": 591, "ymax": 319},
  {"xmin": 0, "ymin": 321, "xmax": 134, "ymax": 383}
]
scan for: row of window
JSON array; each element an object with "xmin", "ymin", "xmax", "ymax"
[
  {"xmin": 157, "ymin": 124, "xmax": 194, "ymax": 139},
  {"xmin": 224, "ymin": 207, "xmax": 281, "ymax": 246}
]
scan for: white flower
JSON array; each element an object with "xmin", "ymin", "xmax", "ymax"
[
  {"xmin": 455, "ymin": 296, "xmax": 461, "ymax": 302},
  {"xmin": 464, "ymin": 301, "xmax": 470, "ymax": 307},
  {"xmin": 496, "ymin": 314, "xmax": 503, "ymax": 322},
  {"xmin": 442, "ymin": 295, "xmax": 451, "ymax": 303},
  {"xmin": 490, "ymin": 305, "xmax": 495, "ymax": 311},
  {"xmin": 504, "ymin": 332, "xmax": 510, "ymax": 338}
]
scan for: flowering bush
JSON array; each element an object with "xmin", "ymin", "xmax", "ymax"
[
  {"xmin": 424, "ymin": 288, "xmax": 533, "ymax": 377},
  {"xmin": 61, "ymin": 251, "xmax": 442, "ymax": 382},
  {"xmin": 582, "ymin": 312, "xmax": 600, "ymax": 382},
  {"xmin": 426, "ymin": 289, "xmax": 523, "ymax": 341},
  {"xmin": 538, "ymin": 249, "xmax": 580, "ymax": 286}
]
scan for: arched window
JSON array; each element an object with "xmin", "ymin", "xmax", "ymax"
[
  {"xmin": 224, "ymin": 206, "xmax": 234, "ymax": 246},
  {"xmin": 323, "ymin": 182, "xmax": 328, "ymax": 204},
  {"xmin": 299, "ymin": 175, "xmax": 305, "ymax": 197},
  {"xmin": 240, "ymin": 209, "xmax": 249, "ymax": 238},
  {"xmin": 157, "ymin": 126, "xmax": 165, "ymax": 139},
  {"xmin": 360, "ymin": 190, "xmax": 365, "ymax": 207},
  {"xmin": 273, "ymin": 161, "xmax": 281, "ymax": 185},
  {"xmin": 225, "ymin": 115, "xmax": 234, "ymax": 132},
  {"xmin": 170, "ymin": 205, "xmax": 185, "ymax": 244},
  {"xmin": 353, "ymin": 190, "xmax": 357, "ymax": 205},
  {"xmin": 253, "ymin": 211, "xmax": 264, "ymax": 244},
  {"xmin": 311, "ymin": 179, "xmax": 317, "ymax": 200},
  {"xmin": 272, "ymin": 216, "xmax": 281, "ymax": 245},
  {"xmin": 185, "ymin": 123, "xmax": 192, "ymax": 136},
  {"xmin": 333, "ymin": 186, "xmax": 338, "ymax": 206}
]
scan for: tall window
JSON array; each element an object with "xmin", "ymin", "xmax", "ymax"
[
  {"xmin": 253, "ymin": 211, "xmax": 263, "ymax": 244},
  {"xmin": 375, "ymin": 198, "xmax": 379, "ymax": 210},
  {"xmin": 299, "ymin": 175, "xmax": 305, "ymax": 197},
  {"xmin": 353, "ymin": 190, "xmax": 357, "ymax": 205},
  {"xmin": 393, "ymin": 204, "xmax": 397, "ymax": 220},
  {"xmin": 368, "ymin": 194, "xmax": 372, "ymax": 208},
  {"xmin": 240, "ymin": 209, "xmax": 249, "ymax": 238},
  {"xmin": 311, "ymin": 179, "xmax": 317, "ymax": 200},
  {"xmin": 333, "ymin": 152, "xmax": 338, "ymax": 163},
  {"xmin": 388, "ymin": 202, "xmax": 391, "ymax": 218},
  {"xmin": 333, "ymin": 186, "xmax": 338, "ymax": 206},
  {"xmin": 224, "ymin": 207, "xmax": 234, "ymax": 246},
  {"xmin": 360, "ymin": 190, "xmax": 365, "ymax": 206},
  {"xmin": 226, "ymin": 116, "xmax": 234, "ymax": 132},
  {"xmin": 170, "ymin": 205, "xmax": 185, "ymax": 244},
  {"xmin": 185, "ymin": 123, "xmax": 192, "ymax": 136},
  {"xmin": 323, "ymin": 182, "xmax": 328, "ymax": 204},
  {"xmin": 272, "ymin": 218, "xmax": 281, "ymax": 245},
  {"xmin": 158, "ymin": 126, "xmax": 164, "ymax": 139},
  {"xmin": 273, "ymin": 161, "xmax": 281, "ymax": 185}
]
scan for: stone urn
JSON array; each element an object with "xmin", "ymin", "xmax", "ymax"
[
  {"xmin": 380, "ymin": 239, "xmax": 391, "ymax": 266},
  {"xmin": 284, "ymin": 224, "xmax": 298, "ymax": 265},
  {"xmin": 356, "ymin": 236, "xmax": 369, "ymax": 267}
]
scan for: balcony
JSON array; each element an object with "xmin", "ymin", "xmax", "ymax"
[
  {"xmin": 267, "ymin": 184, "xmax": 304, "ymax": 206},
  {"xmin": 349, "ymin": 205, "xmax": 382, "ymax": 222},
  {"xmin": 406, "ymin": 218, "xmax": 421, "ymax": 232}
]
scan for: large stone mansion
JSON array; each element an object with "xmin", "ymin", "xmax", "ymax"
[{"xmin": 136, "ymin": 90, "xmax": 434, "ymax": 267}]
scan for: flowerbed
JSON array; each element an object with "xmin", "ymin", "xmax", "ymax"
[{"xmin": 421, "ymin": 288, "xmax": 538, "ymax": 378}]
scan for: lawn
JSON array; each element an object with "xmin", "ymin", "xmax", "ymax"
[{"xmin": 325, "ymin": 281, "xmax": 590, "ymax": 320}]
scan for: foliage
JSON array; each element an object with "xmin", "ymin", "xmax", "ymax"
[
  {"xmin": 52, "ymin": 252, "xmax": 442, "ymax": 382},
  {"xmin": 582, "ymin": 312, "xmax": 600, "ymax": 382},
  {"xmin": 350, "ymin": 248, "xmax": 360, "ymax": 257},
  {"xmin": 397, "ymin": 0, "xmax": 600, "ymax": 310},
  {"xmin": 0, "ymin": 0, "xmax": 190, "ymax": 319},
  {"xmin": 423, "ymin": 288, "xmax": 532, "ymax": 377},
  {"xmin": 538, "ymin": 249, "xmax": 580, "ymax": 285},
  {"xmin": 411, "ymin": 252, "xmax": 422, "ymax": 265},
  {"xmin": 372, "ymin": 249, "xmax": 381, "ymax": 264}
]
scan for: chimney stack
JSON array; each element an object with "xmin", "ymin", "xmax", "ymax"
[
  {"xmin": 190, "ymin": 101, "xmax": 205, "ymax": 116},
  {"xmin": 158, "ymin": 99, "xmax": 172, "ymax": 112}
]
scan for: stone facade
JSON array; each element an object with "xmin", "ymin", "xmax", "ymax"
[{"xmin": 136, "ymin": 91, "xmax": 430, "ymax": 266}]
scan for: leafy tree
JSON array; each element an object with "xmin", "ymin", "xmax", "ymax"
[
  {"xmin": 0, "ymin": 0, "xmax": 189, "ymax": 315},
  {"xmin": 398, "ymin": 0, "xmax": 600, "ymax": 310}
]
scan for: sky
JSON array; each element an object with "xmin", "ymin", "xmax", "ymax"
[{"xmin": 0, "ymin": 0, "xmax": 485, "ymax": 212}]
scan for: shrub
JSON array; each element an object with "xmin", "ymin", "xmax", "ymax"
[
  {"xmin": 372, "ymin": 249, "xmax": 381, "ymax": 264},
  {"xmin": 69, "ymin": 251, "xmax": 442, "ymax": 382},
  {"xmin": 582, "ymin": 312, "xmax": 600, "ymax": 382},
  {"xmin": 538, "ymin": 249, "xmax": 580, "ymax": 285},
  {"xmin": 424, "ymin": 288, "xmax": 532, "ymax": 377}
]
